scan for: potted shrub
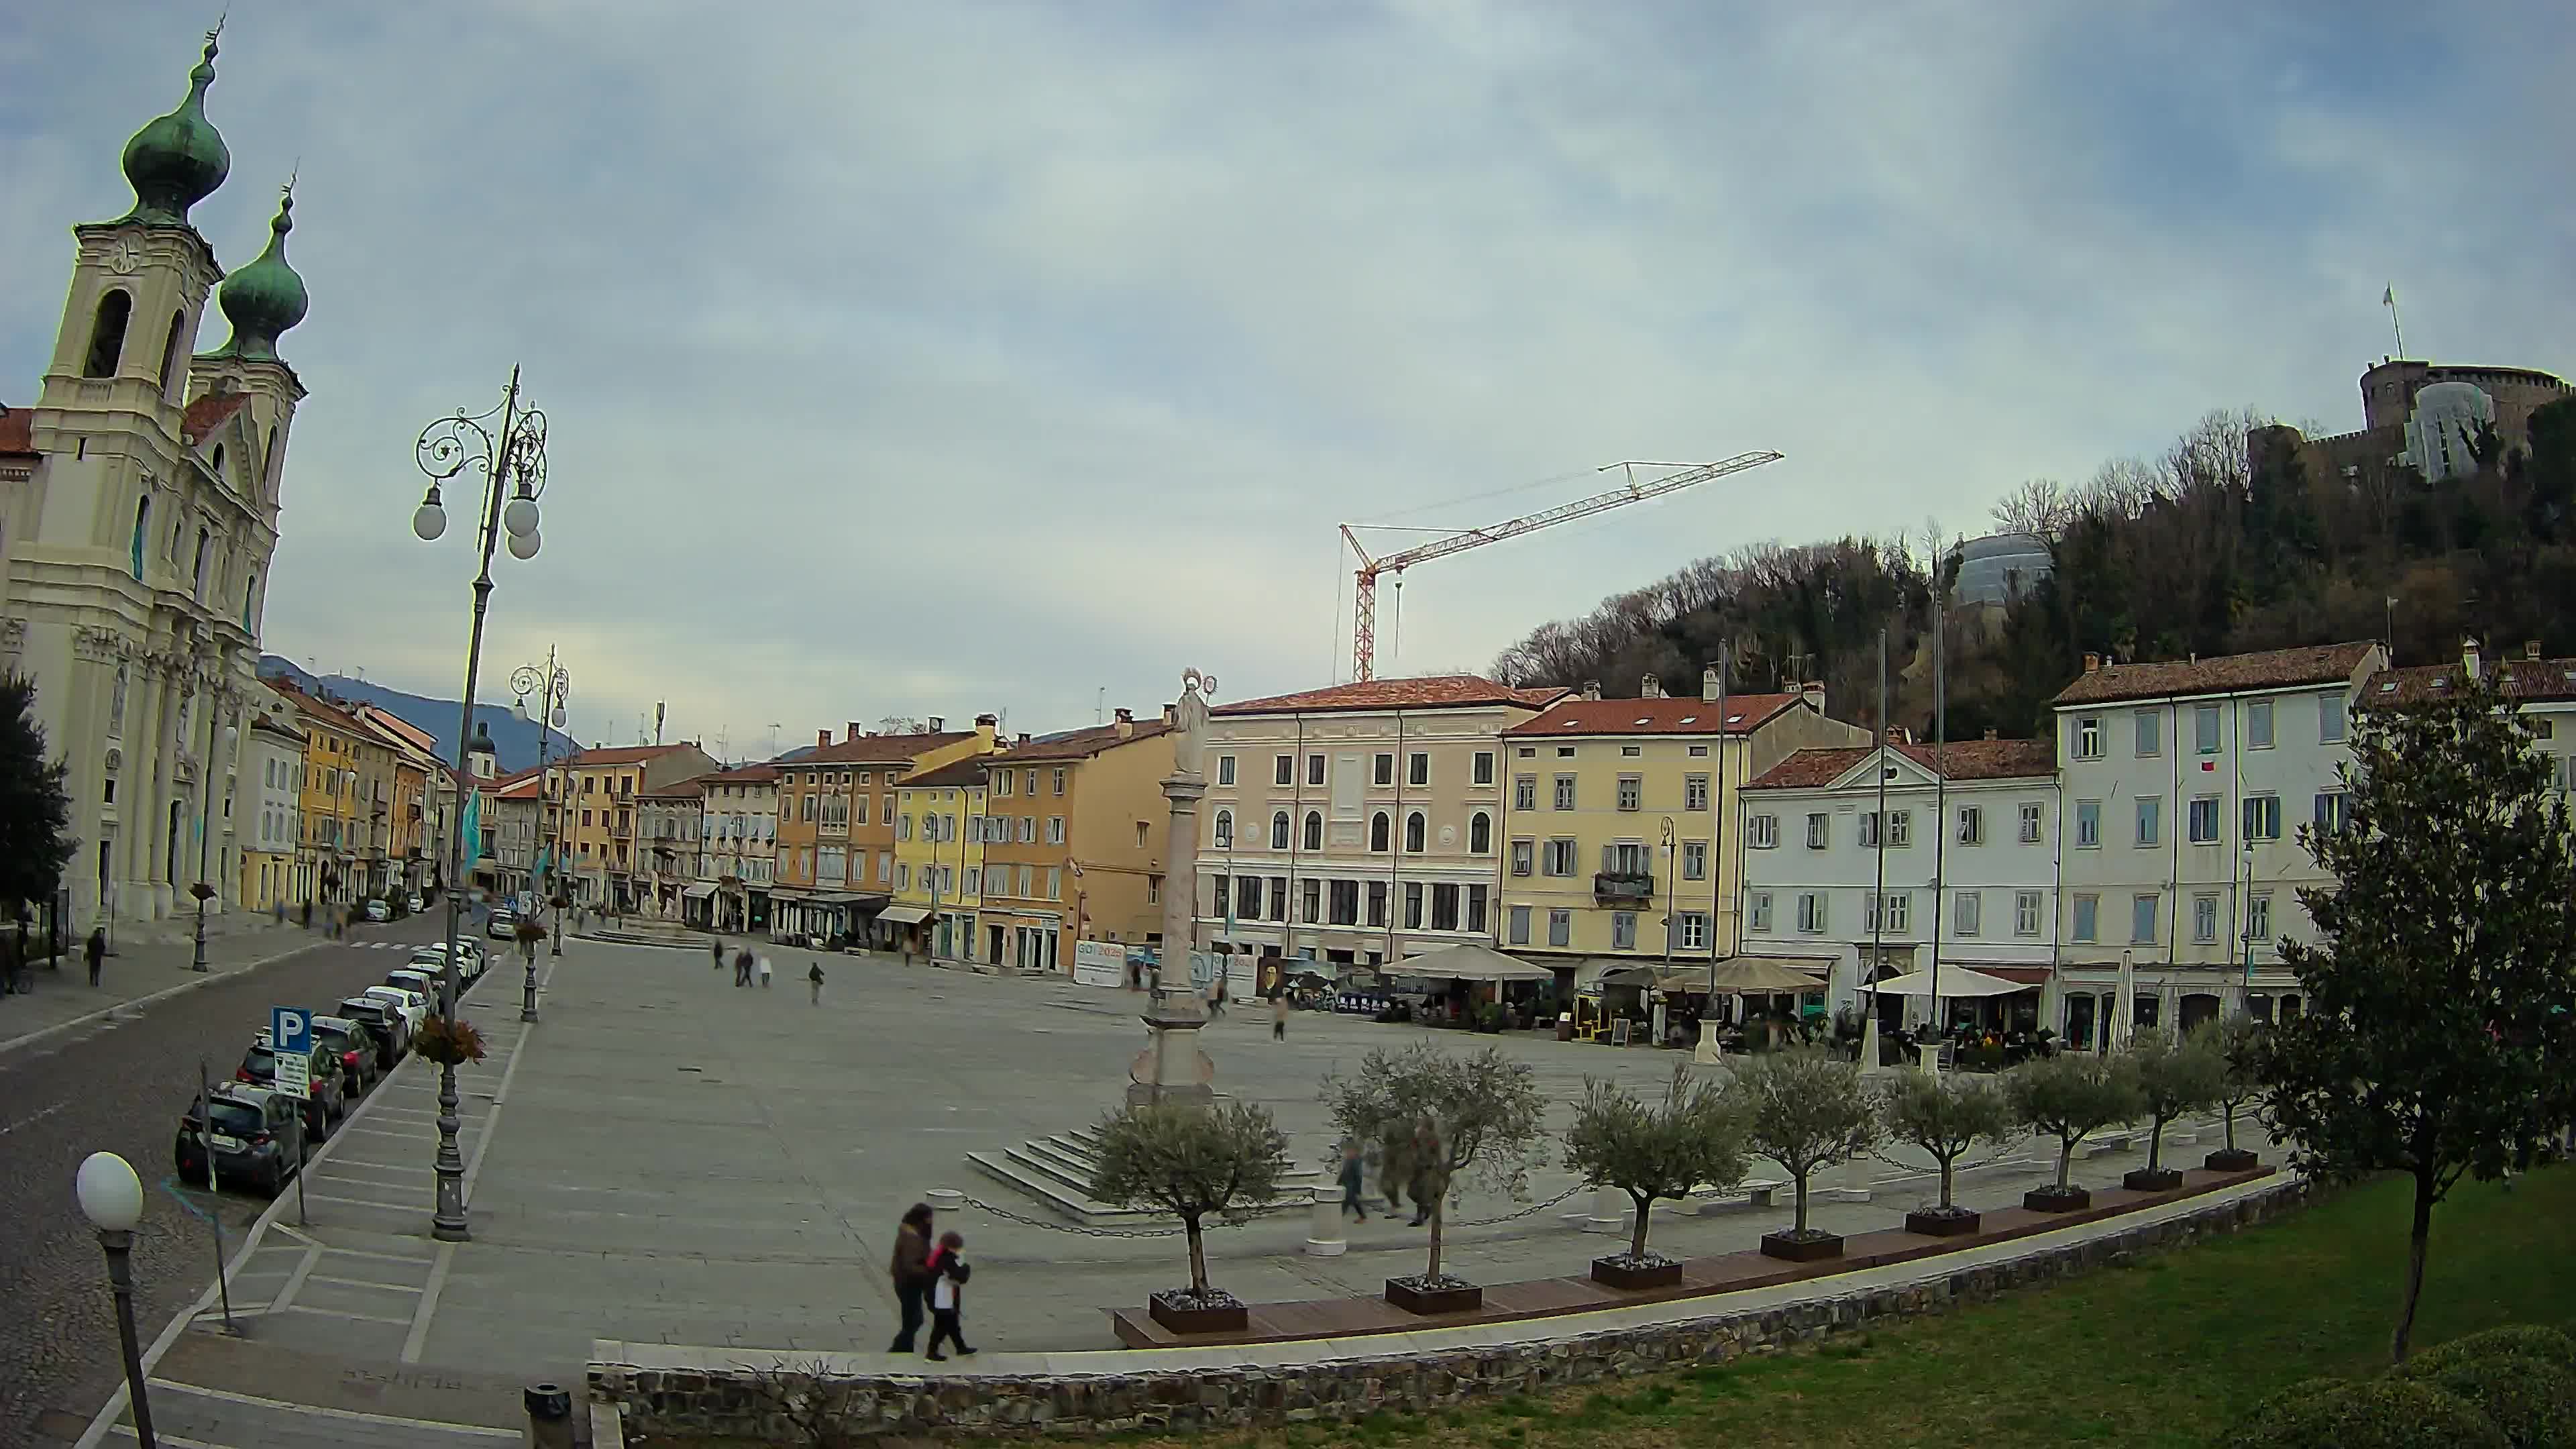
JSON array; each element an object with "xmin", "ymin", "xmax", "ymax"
[
  {"xmin": 1562, "ymin": 1063, "xmax": 1748, "ymax": 1289},
  {"xmin": 2123, "ymin": 1027, "xmax": 2224, "ymax": 1191},
  {"xmin": 2006, "ymin": 1050, "xmax": 2143, "ymax": 1212},
  {"xmin": 1087, "ymin": 1101, "xmax": 1290, "ymax": 1335},
  {"xmin": 1324, "ymin": 1042, "xmax": 1545, "ymax": 1315},
  {"xmin": 1882, "ymin": 1069, "xmax": 2017, "ymax": 1236},
  {"xmin": 2197, "ymin": 1015, "xmax": 2266, "ymax": 1172},
  {"xmin": 413, "ymin": 1016, "xmax": 487, "ymax": 1067},
  {"xmin": 1729, "ymin": 1048, "xmax": 1883, "ymax": 1261}
]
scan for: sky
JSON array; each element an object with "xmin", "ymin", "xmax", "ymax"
[{"xmin": 5, "ymin": 1, "xmax": 2571, "ymax": 758}]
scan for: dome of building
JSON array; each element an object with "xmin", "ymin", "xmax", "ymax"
[
  {"xmin": 1949, "ymin": 532, "xmax": 2051, "ymax": 606},
  {"xmin": 205, "ymin": 189, "xmax": 308, "ymax": 362},
  {"xmin": 117, "ymin": 32, "xmax": 229, "ymax": 227}
]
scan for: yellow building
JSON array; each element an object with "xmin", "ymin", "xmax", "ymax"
[
  {"xmin": 545, "ymin": 743, "xmax": 718, "ymax": 912},
  {"xmin": 354, "ymin": 704, "xmax": 445, "ymax": 898},
  {"xmin": 771, "ymin": 715, "xmax": 998, "ymax": 946},
  {"xmin": 888, "ymin": 757, "xmax": 988, "ymax": 959},
  {"xmin": 267, "ymin": 680, "xmax": 368, "ymax": 906},
  {"xmin": 1496, "ymin": 672, "xmax": 1865, "ymax": 985},
  {"xmin": 975, "ymin": 710, "xmax": 1175, "ymax": 972}
]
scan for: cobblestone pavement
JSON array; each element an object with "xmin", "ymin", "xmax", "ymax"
[{"xmin": 0, "ymin": 916, "xmax": 448, "ymax": 1448}]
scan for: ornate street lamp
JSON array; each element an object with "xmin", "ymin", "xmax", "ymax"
[
  {"xmin": 410, "ymin": 368, "xmax": 549, "ymax": 1242},
  {"xmin": 511, "ymin": 649, "xmax": 571, "ymax": 1014},
  {"xmin": 76, "ymin": 1150, "xmax": 157, "ymax": 1448}
]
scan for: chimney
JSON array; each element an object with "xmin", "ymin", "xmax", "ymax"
[
  {"xmin": 1161, "ymin": 703, "xmax": 1176, "ymax": 727},
  {"xmin": 1114, "ymin": 707, "xmax": 1135, "ymax": 739},
  {"xmin": 1640, "ymin": 673, "xmax": 1664, "ymax": 699},
  {"xmin": 1582, "ymin": 679, "xmax": 1602, "ymax": 702},
  {"xmin": 1984, "ymin": 727, "xmax": 1999, "ymax": 741},
  {"xmin": 2083, "ymin": 651, "xmax": 2102, "ymax": 674},
  {"xmin": 2462, "ymin": 637, "xmax": 2481, "ymax": 681},
  {"xmin": 928, "ymin": 716, "xmax": 945, "ymax": 733},
  {"xmin": 971, "ymin": 714, "xmax": 994, "ymax": 746},
  {"xmin": 1701, "ymin": 666, "xmax": 1721, "ymax": 703},
  {"xmin": 1884, "ymin": 725, "xmax": 1905, "ymax": 745},
  {"xmin": 1800, "ymin": 680, "xmax": 1825, "ymax": 713},
  {"xmin": 817, "ymin": 729, "xmax": 831, "ymax": 749},
  {"xmin": 2527, "ymin": 640, "xmax": 2543, "ymax": 661},
  {"xmin": 847, "ymin": 721, "xmax": 863, "ymax": 741},
  {"xmin": 1016, "ymin": 733, "xmax": 1031, "ymax": 746}
]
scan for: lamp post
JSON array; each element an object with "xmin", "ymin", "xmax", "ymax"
[
  {"xmin": 190, "ymin": 713, "xmax": 239, "ymax": 973},
  {"xmin": 76, "ymin": 1150, "xmax": 157, "ymax": 1449},
  {"xmin": 411, "ymin": 367, "xmax": 549, "ymax": 1242},
  {"xmin": 513, "ymin": 651, "xmax": 571, "ymax": 1004}
]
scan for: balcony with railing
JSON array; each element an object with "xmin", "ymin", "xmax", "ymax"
[{"xmin": 1593, "ymin": 871, "xmax": 1655, "ymax": 903}]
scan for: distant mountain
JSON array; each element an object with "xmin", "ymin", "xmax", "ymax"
[{"xmin": 258, "ymin": 656, "xmax": 576, "ymax": 775}]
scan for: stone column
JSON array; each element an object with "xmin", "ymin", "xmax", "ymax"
[{"xmin": 1127, "ymin": 669, "xmax": 1217, "ymax": 1108}]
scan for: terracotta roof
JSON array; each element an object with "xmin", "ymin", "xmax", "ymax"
[
  {"xmin": 181, "ymin": 392, "xmax": 252, "ymax": 445},
  {"xmin": 2371, "ymin": 656, "xmax": 2576, "ymax": 706},
  {"xmin": 265, "ymin": 678, "xmax": 366, "ymax": 735},
  {"xmin": 491, "ymin": 773, "xmax": 545, "ymax": 800},
  {"xmin": 900, "ymin": 758, "xmax": 989, "ymax": 790},
  {"xmin": 1504, "ymin": 694, "xmax": 1803, "ymax": 738},
  {"xmin": 2051, "ymin": 642, "xmax": 2379, "ymax": 707},
  {"xmin": 698, "ymin": 763, "xmax": 780, "ymax": 784},
  {"xmin": 785, "ymin": 731, "xmax": 976, "ymax": 767},
  {"xmin": 0, "ymin": 405, "xmax": 33, "ymax": 457},
  {"xmin": 248, "ymin": 715, "xmax": 307, "ymax": 745},
  {"xmin": 1746, "ymin": 738, "xmax": 2057, "ymax": 791},
  {"xmin": 638, "ymin": 777, "xmax": 708, "ymax": 799},
  {"xmin": 564, "ymin": 743, "xmax": 698, "ymax": 767},
  {"xmin": 993, "ymin": 718, "xmax": 1173, "ymax": 761},
  {"xmin": 1214, "ymin": 676, "xmax": 1566, "ymax": 716}
]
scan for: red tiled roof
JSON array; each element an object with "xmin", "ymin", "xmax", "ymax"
[
  {"xmin": 181, "ymin": 392, "xmax": 251, "ymax": 445},
  {"xmin": 993, "ymin": 719, "xmax": 1173, "ymax": 761},
  {"xmin": 698, "ymin": 763, "xmax": 781, "ymax": 784},
  {"xmin": 2052, "ymin": 642, "xmax": 2378, "ymax": 706},
  {"xmin": 491, "ymin": 773, "xmax": 545, "ymax": 800},
  {"xmin": 565, "ymin": 743, "xmax": 698, "ymax": 767},
  {"xmin": 0, "ymin": 405, "xmax": 34, "ymax": 457},
  {"xmin": 1504, "ymin": 694, "xmax": 1802, "ymax": 738},
  {"xmin": 637, "ymin": 777, "xmax": 708, "ymax": 799},
  {"xmin": 786, "ymin": 731, "xmax": 976, "ymax": 766},
  {"xmin": 900, "ymin": 758, "xmax": 989, "ymax": 790},
  {"xmin": 1214, "ymin": 675, "xmax": 1566, "ymax": 716},
  {"xmin": 1746, "ymin": 738, "xmax": 2056, "ymax": 791},
  {"xmin": 265, "ymin": 678, "xmax": 366, "ymax": 735},
  {"xmin": 2370, "ymin": 656, "xmax": 2576, "ymax": 706}
]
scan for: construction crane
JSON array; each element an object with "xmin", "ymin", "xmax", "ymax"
[{"xmin": 1339, "ymin": 451, "xmax": 1784, "ymax": 681}]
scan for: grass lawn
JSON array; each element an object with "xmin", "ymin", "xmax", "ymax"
[{"xmin": 1011, "ymin": 1166, "xmax": 2576, "ymax": 1449}]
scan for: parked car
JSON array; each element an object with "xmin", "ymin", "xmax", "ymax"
[
  {"xmin": 486, "ymin": 908, "xmax": 519, "ymax": 942},
  {"xmin": 407, "ymin": 892, "xmax": 425, "ymax": 914},
  {"xmin": 362, "ymin": 984, "xmax": 428, "ymax": 1035},
  {"xmin": 364, "ymin": 898, "xmax": 392, "ymax": 923},
  {"xmin": 239, "ymin": 1034, "xmax": 345, "ymax": 1139},
  {"xmin": 386, "ymin": 967, "xmax": 445, "ymax": 1006},
  {"xmin": 337, "ymin": 996, "xmax": 409, "ymax": 1062},
  {"xmin": 311, "ymin": 1014, "xmax": 378, "ymax": 1095},
  {"xmin": 414, "ymin": 938, "xmax": 487, "ymax": 981},
  {"xmin": 174, "ymin": 1084, "xmax": 305, "ymax": 1196}
]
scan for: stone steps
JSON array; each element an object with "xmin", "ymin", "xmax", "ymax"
[{"xmin": 965, "ymin": 1126, "xmax": 1320, "ymax": 1226}]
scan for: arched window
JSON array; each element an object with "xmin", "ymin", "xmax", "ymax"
[
  {"xmin": 1469, "ymin": 811, "xmax": 1492, "ymax": 854},
  {"xmin": 1405, "ymin": 811, "xmax": 1427, "ymax": 853},
  {"xmin": 263, "ymin": 424, "xmax": 278, "ymax": 497},
  {"xmin": 1370, "ymin": 811, "xmax": 1390, "ymax": 852},
  {"xmin": 157, "ymin": 310, "xmax": 186, "ymax": 396},
  {"xmin": 1270, "ymin": 810, "xmax": 1290, "ymax": 850},
  {"xmin": 193, "ymin": 527, "xmax": 211, "ymax": 600},
  {"xmin": 1302, "ymin": 810, "xmax": 1323, "ymax": 851},
  {"xmin": 1213, "ymin": 809, "xmax": 1232, "ymax": 849},
  {"xmin": 211, "ymin": 443, "xmax": 225, "ymax": 482},
  {"xmin": 85, "ymin": 290, "xmax": 132, "ymax": 378},
  {"xmin": 242, "ymin": 569, "xmax": 258, "ymax": 629},
  {"xmin": 129, "ymin": 497, "xmax": 150, "ymax": 579}
]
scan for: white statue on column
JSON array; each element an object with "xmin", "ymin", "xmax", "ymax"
[{"xmin": 1128, "ymin": 667, "xmax": 1220, "ymax": 1107}]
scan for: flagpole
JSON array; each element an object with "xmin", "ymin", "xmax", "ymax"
[{"xmin": 2383, "ymin": 285, "xmax": 2404, "ymax": 358}]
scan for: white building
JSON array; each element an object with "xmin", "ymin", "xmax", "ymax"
[
  {"xmin": 2050, "ymin": 641, "xmax": 2385, "ymax": 1044},
  {"xmin": 697, "ymin": 763, "xmax": 778, "ymax": 935},
  {"xmin": 238, "ymin": 704, "xmax": 303, "ymax": 912},
  {"xmin": 1739, "ymin": 736, "xmax": 2061, "ymax": 1031},
  {"xmin": 1, "ymin": 34, "xmax": 308, "ymax": 929}
]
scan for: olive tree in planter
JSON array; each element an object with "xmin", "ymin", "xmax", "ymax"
[
  {"xmin": 1324, "ymin": 1042, "xmax": 1545, "ymax": 1315},
  {"xmin": 2196, "ymin": 1015, "xmax": 2267, "ymax": 1171},
  {"xmin": 2123, "ymin": 1027, "xmax": 2225, "ymax": 1191},
  {"xmin": 1087, "ymin": 1100, "xmax": 1290, "ymax": 1335},
  {"xmin": 1880, "ymin": 1069, "xmax": 2018, "ymax": 1236},
  {"xmin": 1728, "ymin": 1048, "xmax": 1882, "ymax": 1262},
  {"xmin": 2006, "ymin": 1049, "xmax": 2143, "ymax": 1212},
  {"xmin": 1562, "ymin": 1063, "xmax": 1748, "ymax": 1289}
]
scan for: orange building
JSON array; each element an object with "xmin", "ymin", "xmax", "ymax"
[
  {"xmin": 769, "ymin": 716, "xmax": 996, "ymax": 945},
  {"xmin": 975, "ymin": 708, "xmax": 1175, "ymax": 973}
]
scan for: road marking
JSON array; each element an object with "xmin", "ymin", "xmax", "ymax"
[
  {"xmin": 278, "ymin": 1302, "xmax": 415, "ymax": 1327},
  {"xmin": 266, "ymin": 1247, "xmax": 320, "ymax": 1313},
  {"xmin": 144, "ymin": 1381, "xmax": 521, "ymax": 1438},
  {"xmin": 0, "ymin": 1101, "xmax": 68, "ymax": 1136},
  {"xmin": 306, "ymin": 1273, "xmax": 424, "ymax": 1295},
  {"xmin": 402, "ymin": 1241, "xmax": 455, "ymax": 1364},
  {"xmin": 319, "ymin": 1244, "xmax": 437, "ymax": 1266},
  {"xmin": 109, "ymin": 1427, "xmax": 233, "ymax": 1448},
  {"xmin": 458, "ymin": 1015, "xmax": 537, "ymax": 1207},
  {"xmin": 305, "ymin": 1191, "xmax": 423, "ymax": 1213}
]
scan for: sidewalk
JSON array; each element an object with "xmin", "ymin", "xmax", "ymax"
[{"xmin": 0, "ymin": 916, "xmax": 325, "ymax": 1055}]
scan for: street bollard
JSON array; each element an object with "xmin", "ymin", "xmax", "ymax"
[
  {"xmin": 1304, "ymin": 1184, "xmax": 1346, "ymax": 1256},
  {"xmin": 1583, "ymin": 1185, "xmax": 1627, "ymax": 1234},
  {"xmin": 523, "ymin": 1383, "xmax": 573, "ymax": 1449}
]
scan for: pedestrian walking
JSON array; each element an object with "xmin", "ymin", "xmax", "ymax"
[
  {"xmin": 85, "ymin": 927, "xmax": 105, "ymax": 988},
  {"xmin": 924, "ymin": 1230, "xmax": 977, "ymax": 1360},
  {"xmin": 1272, "ymin": 992, "xmax": 1289, "ymax": 1041},
  {"xmin": 757, "ymin": 955, "xmax": 773, "ymax": 989},
  {"xmin": 888, "ymin": 1203, "xmax": 935, "ymax": 1352},
  {"xmin": 273, "ymin": 900, "xmax": 286, "ymax": 926},
  {"xmin": 1206, "ymin": 974, "xmax": 1226, "ymax": 1019},
  {"xmin": 734, "ymin": 949, "xmax": 754, "ymax": 987},
  {"xmin": 712, "ymin": 936, "xmax": 726, "ymax": 972},
  {"xmin": 301, "ymin": 899, "xmax": 313, "ymax": 930},
  {"xmin": 808, "ymin": 961, "xmax": 825, "ymax": 1005},
  {"xmin": 1338, "ymin": 1142, "xmax": 1368, "ymax": 1222}
]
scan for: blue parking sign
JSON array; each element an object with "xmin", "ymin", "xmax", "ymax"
[{"xmin": 272, "ymin": 1006, "xmax": 312, "ymax": 1056}]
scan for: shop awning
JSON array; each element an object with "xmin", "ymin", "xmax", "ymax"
[
  {"xmin": 1387, "ymin": 943, "xmax": 1556, "ymax": 982},
  {"xmin": 810, "ymin": 892, "xmax": 881, "ymax": 907},
  {"xmin": 1865, "ymin": 966, "xmax": 2027, "ymax": 998},
  {"xmin": 681, "ymin": 882, "xmax": 718, "ymax": 900},
  {"xmin": 877, "ymin": 905, "xmax": 933, "ymax": 925},
  {"xmin": 1704, "ymin": 956, "xmax": 1834, "ymax": 994}
]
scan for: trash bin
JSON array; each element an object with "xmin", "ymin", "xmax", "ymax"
[{"xmin": 1557, "ymin": 1012, "xmax": 1574, "ymax": 1042}]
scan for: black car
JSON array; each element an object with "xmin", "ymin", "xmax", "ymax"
[
  {"xmin": 334, "ymin": 998, "xmax": 407, "ymax": 1067},
  {"xmin": 237, "ymin": 1037, "xmax": 345, "ymax": 1140},
  {"xmin": 311, "ymin": 1015, "xmax": 378, "ymax": 1095},
  {"xmin": 173, "ymin": 1086, "xmax": 305, "ymax": 1196}
]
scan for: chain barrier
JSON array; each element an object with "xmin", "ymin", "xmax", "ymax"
[
  {"xmin": 945, "ymin": 1191, "xmax": 1191, "ymax": 1238},
  {"xmin": 1448, "ymin": 1183, "xmax": 1584, "ymax": 1226}
]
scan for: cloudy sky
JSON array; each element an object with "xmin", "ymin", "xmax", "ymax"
[{"xmin": 6, "ymin": 1, "xmax": 2569, "ymax": 755}]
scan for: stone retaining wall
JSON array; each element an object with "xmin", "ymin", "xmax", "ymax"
[{"xmin": 594, "ymin": 1179, "xmax": 2308, "ymax": 1441}]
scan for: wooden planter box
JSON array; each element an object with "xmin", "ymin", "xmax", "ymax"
[
  {"xmin": 1590, "ymin": 1255, "xmax": 1684, "ymax": 1291},
  {"xmin": 1146, "ymin": 1290, "xmax": 1248, "ymax": 1336},
  {"xmin": 2204, "ymin": 1148, "xmax": 2259, "ymax": 1173},
  {"xmin": 2122, "ymin": 1167, "xmax": 2185, "ymax": 1193},
  {"xmin": 2023, "ymin": 1184, "xmax": 2092, "ymax": 1213},
  {"xmin": 1904, "ymin": 1208, "xmax": 1982, "ymax": 1237},
  {"xmin": 1384, "ymin": 1277, "xmax": 1483, "ymax": 1316},
  {"xmin": 1759, "ymin": 1230, "xmax": 1843, "ymax": 1263}
]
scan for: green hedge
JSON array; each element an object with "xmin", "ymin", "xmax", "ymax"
[
  {"xmin": 2404, "ymin": 1326, "xmax": 2576, "ymax": 1378},
  {"xmin": 2408, "ymin": 1357, "xmax": 2576, "ymax": 1449},
  {"xmin": 2225, "ymin": 1377, "xmax": 2508, "ymax": 1449}
]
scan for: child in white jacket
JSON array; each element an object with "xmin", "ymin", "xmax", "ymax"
[{"xmin": 924, "ymin": 1230, "xmax": 975, "ymax": 1360}]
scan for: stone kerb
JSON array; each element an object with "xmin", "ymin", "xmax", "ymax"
[{"xmin": 592, "ymin": 1177, "xmax": 2310, "ymax": 1440}]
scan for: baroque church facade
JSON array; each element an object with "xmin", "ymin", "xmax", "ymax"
[{"xmin": 0, "ymin": 29, "xmax": 310, "ymax": 929}]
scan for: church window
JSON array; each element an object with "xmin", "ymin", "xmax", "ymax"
[
  {"xmin": 193, "ymin": 527, "xmax": 211, "ymax": 600},
  {"xmin": 243, "ymin": 570, "xmax": 257, "ymax": 630},
  {"xmin": 109, "ymin": 667, "xmax": 128, "ymax": 734},
  {"xmin": 211, "ymin": 445, "xmax": 225, "ymax": 484},
  {"xmin": 85, "ymin": 290, "xmax": 131, "ymax": 377},
  {"xmin": 129, "ymin": 498, "xmax": 150, "ymax": 580},
  {"xmin": 156, "ymin": 311, "xmax": 186, "ymax": 396}
]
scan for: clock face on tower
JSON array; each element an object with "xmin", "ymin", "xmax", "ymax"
[{"xmin": 105, "ymin": 237, "xmax": 144, "ymax": 276}]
